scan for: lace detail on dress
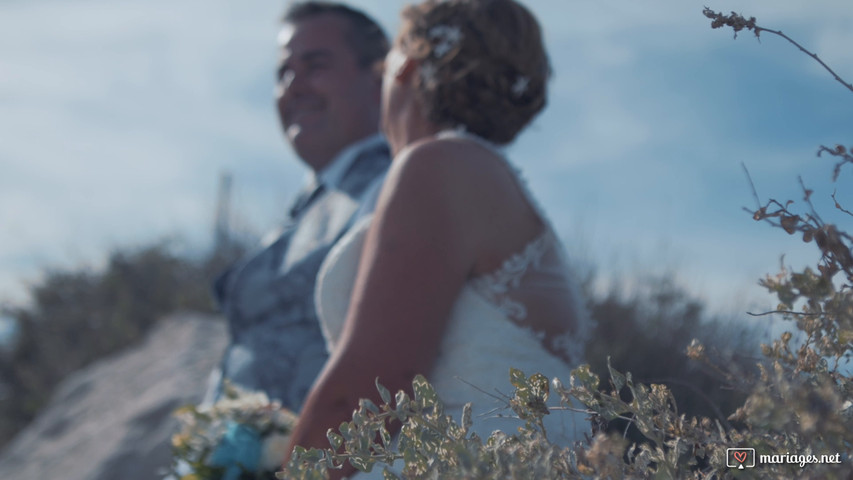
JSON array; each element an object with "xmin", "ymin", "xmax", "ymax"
[
  {"xmin": 469, "ymin": 231, "xmax": 551, "ymax": 321},
  {"xmin": 547, "ymin": 327, "xmax": 587, "ymax": 367}
]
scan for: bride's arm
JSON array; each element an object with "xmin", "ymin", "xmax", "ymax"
[{"xmin": 284, "ymin": 142, "xmax": 481, "ymax": 477}]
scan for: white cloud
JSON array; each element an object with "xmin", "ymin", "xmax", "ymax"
[{"xmin": 814, "ymin": 26, "xmax": 853, "ymax": 83}]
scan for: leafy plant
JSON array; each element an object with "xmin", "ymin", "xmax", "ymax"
[
  {"xmin": 0, "ymin": 240, "xmax": 245, "ymax": 449},
  {"xmin": 280, "ymin": 371, "xmax": 583, "ymax": 480}
]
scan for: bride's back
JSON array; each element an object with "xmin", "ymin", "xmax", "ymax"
[
  {"xmin": 315, "ymin": 130, "xmax": 591, "ymax": 454},
  {"xmin": 420, "ymin": 131, "xmax": 588, "ymax": 365}
]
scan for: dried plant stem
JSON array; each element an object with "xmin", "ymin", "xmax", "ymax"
[
  {"xmin": 742, "ymin": 162, "xmax": 761, "ymax": 210},
  {"xmin": 832, "ymin": 190, "xmax": 853, "ymax": 218},
  {"xmin": 746, "ymin": 310, "xmax": 821, "ymax": 317},
  {"xmin": 704, "ymin": 8, "xmax": 853, "ymax": 94},
  {"xmin": 755, "ymin": 26, "xmax": 853, "ymax": 95}
]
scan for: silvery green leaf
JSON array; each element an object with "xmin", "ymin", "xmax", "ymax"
[
  {"xmin": 360, "ymin": 398, "xmax": 380, "ymax": 414},
  {"xmin": 529, "ymin": 373, "xmax": 550, "ymax": 401},
  {"xmin": 380, "ymin": 426, "xmax": 392, "ymax": 448},
  {"xmin": 326, "ymin": 429, "xmax": 343, "ymax": 450},
  {"xmin": 395, "ymin": 391, "xmax": 410, "ymax": 414},
  {"xmin": 607, "ymin": 357, "xmax": 627, "ymax": 393},
  {"xmin": 509, "ymin": 368, "xmax": 526, "ymax": 389},
  {"xmin": 350, "ymin": 453, "xmax": 374, "ymax": 472},
  {"xmin": 376, "ymin": 378, "xmax": 392, "ymax": 405},
  {"xmin": 339, "ymin": 422, "xmax": 354, "ymax": 442},
  {"xmin": 382, "ymin": 468, "xmax": 403, "ymax": 479},
  {"xmin": 461, "ymin": 403, "xmax": 473, "ymax": 432},
  {"xmin": 412, "ymin": 375, "xmax": 437, "ymax": 408}
]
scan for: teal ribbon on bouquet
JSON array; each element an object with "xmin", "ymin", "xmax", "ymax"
[{"xmin": 209, "ymin": 421, "xmax": 262, "ymax": 480}]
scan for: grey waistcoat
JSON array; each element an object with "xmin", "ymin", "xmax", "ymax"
[{"xmin": 206, "ymin": 142, "xmax": 390, "ymax": 411}]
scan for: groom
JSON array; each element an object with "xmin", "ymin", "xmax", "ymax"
[{"xmin": 204, "ymin": 2, "xmax": 390, "ymax": 411}]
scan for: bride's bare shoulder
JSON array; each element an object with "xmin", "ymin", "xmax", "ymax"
[
  {"xmin": 386, "ymin": 135, "xmax": 503, "ymax": 194},
  {"xmin": 368, "ymin": 135, "xmax": 505, "ymax": 247}
]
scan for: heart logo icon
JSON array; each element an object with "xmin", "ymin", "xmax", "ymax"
[{"xmin": 733, "ymin": 451, "xmax": 748, "ymax": 464}]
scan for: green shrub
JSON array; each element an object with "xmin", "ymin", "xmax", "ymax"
[
  {"xmin": 585, "ymin": 276, "xmax": 760, "ymax": 434},
  {"xmin": 0, "ymin": 240, "xmax": 244, "ymax": 449}
]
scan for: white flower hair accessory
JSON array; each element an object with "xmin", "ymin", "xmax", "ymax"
[
  {"xmin": 511, "ymin": 76, "xmax": 530, "ymax": 97},
  {"xmin": 419, "ymin": 61, "xmax": 438, "ymax": 85},
  {"xmin": 428, "ymin": 24, "xmax": 462, "ymax": 58}
]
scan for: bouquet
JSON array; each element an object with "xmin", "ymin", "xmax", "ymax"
[{"xmin": 169, "ymin": 381, "xmax": 297, "ymax": 480}]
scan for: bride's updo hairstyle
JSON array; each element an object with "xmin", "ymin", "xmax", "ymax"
[{"xmin": 398, "ymin": 0, "xmax": 550, "ymax": 145}]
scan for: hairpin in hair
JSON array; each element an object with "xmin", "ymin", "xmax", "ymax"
[
  {"xmin": 419, "ymin": 61, "xmax": 438, "ymax": 84},
  {"xmin": 428, "ymin": 24, "xmax": 462, "ymax": 58},
  {"xmin": 511, "ymin": 76, "xmax": 530, "ymax": 97}
]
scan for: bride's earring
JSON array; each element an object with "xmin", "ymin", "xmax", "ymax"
[{"xmin": 385, "ymin": 49, "xmax": 409, "ymax": 79}]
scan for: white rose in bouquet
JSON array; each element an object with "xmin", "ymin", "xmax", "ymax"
[{"xmin": 260, "ymin": 432, "xmax": 292, "ymax": 471}]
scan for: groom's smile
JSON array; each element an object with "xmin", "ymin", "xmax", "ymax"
[{"xmin": 283, "ymin": 97, "xmax": 327, "ymax": 133}]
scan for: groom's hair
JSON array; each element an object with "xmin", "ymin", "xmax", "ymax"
[{"xmin": 282, "ymin": 2, "xmax": 389, "ymax": 70}]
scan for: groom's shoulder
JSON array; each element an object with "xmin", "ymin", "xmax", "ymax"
[{"xmin": 338, "ymin": 141, "xmax": 391, "ymax": 197}]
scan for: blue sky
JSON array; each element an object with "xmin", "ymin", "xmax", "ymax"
[{"xmin": 2, "ymin": 0, "xmax": 852, "ymax": 337}]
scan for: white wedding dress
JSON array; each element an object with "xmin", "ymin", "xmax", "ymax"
[{"xmin": 314, "ymin": 131, "xmax": 593, "ymax": 478}]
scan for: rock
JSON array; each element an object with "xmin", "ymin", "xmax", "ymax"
[{"xmin": 0, "ymin": 312, "xmax": 228, "ymax": 480}]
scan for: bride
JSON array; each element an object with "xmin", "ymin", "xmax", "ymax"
[{"xmin": 284, "ymin": 0, "xmax": 592, "ymax": 476}]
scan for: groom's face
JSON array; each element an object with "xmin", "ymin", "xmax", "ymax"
[{"xmin": 275, "ymin": 14, "xmax": 382, "ymax": 172}]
